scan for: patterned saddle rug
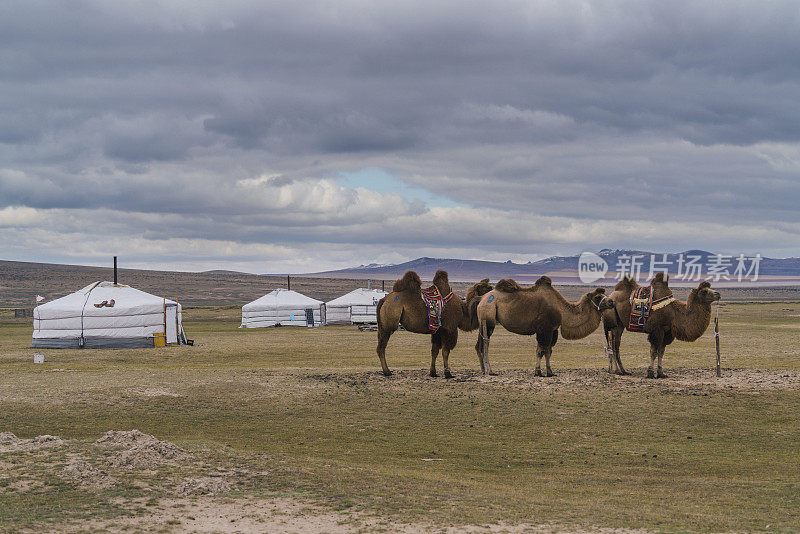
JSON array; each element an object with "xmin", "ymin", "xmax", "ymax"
[
  {"xmin": 421, "ymin": 285, "xmax": 454, "ymax": 333},
  {"xmin": 628, "ymin": 286, "xmax": 675, "ymax": 332}
]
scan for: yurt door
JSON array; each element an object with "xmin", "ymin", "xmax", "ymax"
[
  {"xmin": 165, "ymin": 305, "xmax": 178, "ymax": 343},
  {"xmin": 305, "ymin": 308, "xmax": 314, "ymax": 327}
]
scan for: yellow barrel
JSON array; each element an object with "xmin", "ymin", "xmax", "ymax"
[{"xmin": 153, "ymin": 332, "xmax": 166, "ymax": 347}]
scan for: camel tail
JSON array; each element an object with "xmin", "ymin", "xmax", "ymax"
[
  {"xmin": 459, "ymin": 295, "xmax": 482, "ymax": 332},
  {"xmin": 375, "ymin": 296, "xmax": 386, "ymax": 335}
]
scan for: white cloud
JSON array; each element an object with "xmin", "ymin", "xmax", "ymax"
[
  {"xmin": 0, "ymin": 205, "xmax": 40, "ymax": 227},
  {"xmin": 1, "ymin": 1, "xmax": 800, "ymax": 270}
]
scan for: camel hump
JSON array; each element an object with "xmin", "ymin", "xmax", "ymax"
[
  {"xmin": 535, "ymin": 275, "xmax": 552, "ymax": 286},
  {"xmin": 698, "ymin": 280, "xmax": 712, "ymax": 289},
  {"xmin": 432, "ymin": 270, "xmax": 452, "ymax": 295},
  {"xmin": 653, "ymin": 272, "xmax": 669, "ymax": 284},
  {"xmin": 495, "ymin": 278, "xmax": 522, "ymax": 292},
  {"xmin": 392, "ymin": 270, "xmax": 422, "ymax": 293},
  {"xmin": 614, "ymin": 276, "xmax": 636, "ymax": 291}
]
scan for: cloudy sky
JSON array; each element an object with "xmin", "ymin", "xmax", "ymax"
[{"xmin": 2, "ymin": 0, "xmax": 800, "ymax": 273}]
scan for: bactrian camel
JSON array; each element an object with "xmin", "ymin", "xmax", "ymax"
[
  {"xmin": 474, "ymin": 276, "xmax": 615, "ymax": 376},
  {"xmin": 602, "ymin": 272, "xmax": 721, "ymax": 378},
  {"xmin": 376, "ymin": 271, "xmax": 493, "ymax": 378}
]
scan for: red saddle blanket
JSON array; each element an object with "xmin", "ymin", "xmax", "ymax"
[
  {"xmin": 628, "ymin": 286, "xmax": 675, "ymax": 332},
  {"xmin": 421, "ymin": 285, "xmax": 454, "ymax": 333}
]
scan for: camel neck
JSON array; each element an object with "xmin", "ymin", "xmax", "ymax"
[
  {"xmin": 672, "ymin": 291, "xmax": 713, "ymax": 342},
  {"xmin": 559, "ymin": 294, "xmax": 601, "ymax": 340}
]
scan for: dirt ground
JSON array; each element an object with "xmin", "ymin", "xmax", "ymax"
[{"xmin": 2, "ymin": 427, "xmax": 656, "ymax": 534}]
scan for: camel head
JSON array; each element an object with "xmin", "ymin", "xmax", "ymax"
[
  {"xmin": 466, "ymin": 278, "xmax": 493, "ymax": 302},
  {"xmin": 695, "ymin": 280, "xmax": 721, "ymax": 304},
  {"xmin": 587, "ymin": 287, "xmax": 615, "ymax": 311}
]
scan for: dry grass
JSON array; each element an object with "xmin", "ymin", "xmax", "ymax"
[{"xmin": 1, "ymin": 302, "xmax": 799, "ymax": 532}]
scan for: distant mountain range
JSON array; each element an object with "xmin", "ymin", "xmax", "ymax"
[{"xmin": 307, "ymin": 249, "xmax": 800, "ymax": 286}]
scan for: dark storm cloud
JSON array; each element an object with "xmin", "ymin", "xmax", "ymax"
[{"xmin": 2, "ymin": 0, "xmax": 800, "ymax": 270}]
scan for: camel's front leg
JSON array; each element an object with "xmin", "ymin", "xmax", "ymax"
[
  {"xmin": 441, "ymin": 348, "xmax": 452, "ymax": 379},
  {"xmin": 481, "ymin": 322, "xmax": 494, "ymax": 375},
  {"xmin": 442, "ymin": 331, "xmax": 457, "ymax": 379},
  {"xmin": 656, "ymin": 345, "xmax": 667, "ymax": 378},
  {"xmin": 544, "ymin": 345, "xmax": 555, "ymax": 377},
  {"xmin": 612, "ymin": 328, "xmax": 629, "ymax": 375},
  {"xmin": 430, "ymin": 333, "xmax": 441, "ymax": 377},
  {"xmin": 646, "ymin": 343, "xmax": 658, "ymax": 379},
  {"xmin": 534, "ymin": 343, "xmax": 546, "ymax": 377}
]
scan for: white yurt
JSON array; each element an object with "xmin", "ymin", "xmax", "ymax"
[
  {"xmin": 241, "ymin": 288, "xmax": 325, "ymax": 328},
  {"xmin": 326, "ymin": 288, "xmax": 387, "ymax": 324},
  {"xmin": 32, "ymin": 281, "xmax": 185, "ymax": 349}
]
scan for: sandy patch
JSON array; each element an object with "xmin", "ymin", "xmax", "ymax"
[
  {"xmin": 97, "ymin": 429, "xmax": 160, "ymax": 447},
  {"xmin": 311, "ymin": 368, "xmax": 800, "ymax": 394},
  {"xmin": 64, "ymin": 495, "xmax": 653, "ymax": 533},
  {"xmin": 177, "ymin": 477, "xmax": 231, "ymax": 496}
]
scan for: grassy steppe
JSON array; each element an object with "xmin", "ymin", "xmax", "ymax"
[{"xmin": 1, "ymin": 302, "xmax": 799, "ymax": 532}]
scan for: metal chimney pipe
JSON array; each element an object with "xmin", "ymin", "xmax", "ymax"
[{"xmin": 113, "ymin": 256, "xmax": 118, "ymax": 284}]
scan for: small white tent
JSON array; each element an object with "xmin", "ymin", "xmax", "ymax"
[
  {"xmin": 241, "ymin": 288, "xmax": 325, "ymax": 328},
  {"xmin": 326, "ymin": 288, "xmax": 387, "ymax": 324},
  {"xmin": 32, "ymin": 281, "xmax": 185, "ymax": 349}
]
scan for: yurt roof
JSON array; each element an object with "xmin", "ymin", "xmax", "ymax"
[
  {"xmin": 326, "ymin": 288, "xmax": 387, "ymax": 306},
  {"xmin": 35, "ymin": 281, "xmax": 176, "ymax": 318},
  {"xmin": 242, "ymin": 288, "xmax": 322, "ymax": 310}
]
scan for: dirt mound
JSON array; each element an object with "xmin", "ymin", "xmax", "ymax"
[
  {"xmin": 97, "ymin": 429, "xmax": 189, "ymax": 469},
  {"xmin": 177, "ymin": 476, "xmax": 231, "ymax": 496},
  {"xmin": 96, "ymin": 429, "xmax": 156, "ymax": 447},
  {"xmin": 32, "ymin": 435, "xmax": 63, "ymax": 446},
  {"xmin": 60, "ymin": 460, "xmax": 115, "ymax": 489},
  {"xmin": 110, "ymin": 440, "xmax": 188, "ymax": 469},
  {"xmin": 1, "ymin": 433, "xmax": 64, "ymax": 450},
  {"xmin": 0, "ymin": 431, "xmax": 20, "ymax": 444}
]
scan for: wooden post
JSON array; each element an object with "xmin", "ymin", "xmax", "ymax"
[
  {"xmin": 287, "ymin": 275, "xmax": 291, "ymax": 291},
  {"xmin": 382, "ymin": 280, "xmax": 385, "ymax": 292},
  {"xmin": 714, "ymin": 306, "xmax": 721, "ymax": 377}
]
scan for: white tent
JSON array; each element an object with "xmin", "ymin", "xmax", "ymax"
[
  {"xmin": 241, "ymin": 288, "xmax": 325, "ymax": 328},
  {"xmin": 326, "ymin": 288, "xmax": 387, "ymax": 324},
  {"xmin": 32, "ymin": 281, "xmax": 184, "ymax": 349}
]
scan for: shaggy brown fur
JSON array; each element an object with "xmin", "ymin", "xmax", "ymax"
[
  {"xmin": 474, "ymin": 276, "xmax": 615, "ymax": 376},
  {"xmin": 376, "ymin": 271, "xmax": 493, "ymax": 378},
  {"xmin": 601, "ymin": 273, "xmax": 721, "ymax": 378},
  {"xmin": 392, "ymin": 270, "xmax": 422, "ymax": 293},
  {"xmin": 462, "ymin": 279, "xmax": 493, "ymax": 332}
]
